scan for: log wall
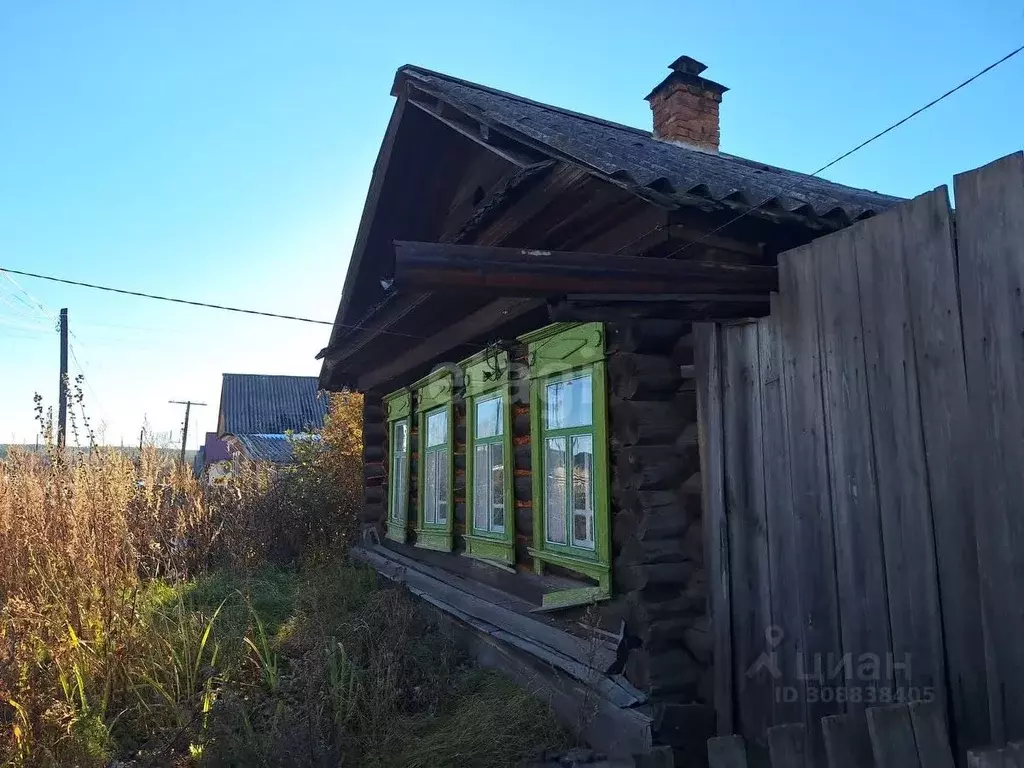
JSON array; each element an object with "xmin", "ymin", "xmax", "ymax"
[
  {"xmin": 607, "ymin": 320, "xmax": 712, "ymax": 706},
  {"xmin": 361, "ymin": 393, "xmax": 387, "ymax": 532}
]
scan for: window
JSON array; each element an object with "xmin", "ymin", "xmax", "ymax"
[
  {"xmin": 423, "ymin": 407, "xmax": 450, "ymax": 526},
  {"xmin": 542, "ymin": 372, "xmax": 596, "ymax": 552},
  {"xmin": 383, "ymin": 389, "xmax": 412, "ymax": 544},
  {"xmin": 522, "ymin": 322, "xmax": 610, "ymax": 605},
  {"xmin": 472, "ymin": 395, "xmax": 505, "ymax": 534},
  {"xmin": 390, "ymin": 420, "xmax": 409, "ymax": 525},
  {"xmin": 462, "ymin": 349, "xmax": 514, "ymax": 565},
  {"xmin": 413, "ymin": 369, "xmax": 454, "ymax": 552}
]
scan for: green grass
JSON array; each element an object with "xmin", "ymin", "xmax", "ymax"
[
  {"xmin": 107, "ymin": 562, "xmax": 572, "ymax": 767},
  {"xmin": 379, "ymin": 670, "xmax": 573, "ymax": 768}
]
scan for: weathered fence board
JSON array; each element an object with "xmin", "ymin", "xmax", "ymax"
[
  {"xmin": 708, "ymin": 735, "xmax": 750, "ymax": 768},
  {"xmin": 777, "ymin": 246, "xmax": 842, "ymax": 763},
  {"xmin": 821, "ymin": 713, "xmax": 874, "ymax": 768},
  {"xmin": 712, "ymin": 703, "xmax": 958, "ymax": 767},
  {"xmin": 695, "ymin": 322, "xmax": 733, "ymax": 736},
  {"xmin": 722, "ymin": 322, "xmax": 774, "ymax": 758},
  {"xmin": 909, "ymin": 699, "xmax": 955, "ymax": 768},
  {"xmin": 757, "ymin": 302, "xmax": 805, "ymax": 731},
  {"xmin": 895, "ymin": 186, "xmax": 987, "ymax": 757},
  {"xmin": 866, "ymin": 704, "xmax": 921, "ymax": 768},
  {"xmin": 814, "ymin": 226, "xmax": 890, "ymax": 710},
  {"xmin": 954, "ymin": 152, "xmax": 1024, "ymax": 746},
  {"xmin": 767, "ymin": 723, "xmax": 809, "ymax": 768},
  {"xmin": 853, "ymin": 192, "xmax": 951, "ymax": 725}
]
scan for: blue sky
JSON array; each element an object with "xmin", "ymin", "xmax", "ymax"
[{"xmin": 1, "ymin": 1, "xmax": 1021, "ymax": 448}]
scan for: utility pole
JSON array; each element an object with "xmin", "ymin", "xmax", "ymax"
[
  {"xmin": 169, "ymin": 400, "xmax": 207, "ymax": 465},
  {"xmin": 57, "ymin": 308, "xmax": 68, "ymax": 449}
]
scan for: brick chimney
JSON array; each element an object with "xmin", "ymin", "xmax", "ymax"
[{"xmin": 645, "ymin": 56, "xmax": 728, "ymax": 151}]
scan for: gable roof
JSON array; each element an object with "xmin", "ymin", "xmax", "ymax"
[
  {"xmin": 327, "ymin": 65, "xmax": 901, "ymax": 336},
  {"xmin": 397, "ymin": 66, "xmax": 900, "ymax": 225},
  {"xmin": 218, "ymin": 374, "xmax": 327, "ymax": 436},
  {"xmin": 321, "ymin": 63, "xmax": 904, "ymax": 386}
]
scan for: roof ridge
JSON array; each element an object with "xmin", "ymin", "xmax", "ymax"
[
  {"xmin": 397, "ymin": 64, "xmax": 653, "ymax": 140},
  {"xmin": 221, "ymin": 373, "xmax": 319, "ymax": 379}
]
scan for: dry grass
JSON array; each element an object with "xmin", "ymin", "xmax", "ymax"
[{"xmin": 0, "ymin": 394, "xmax": 570, "ymax": 767}]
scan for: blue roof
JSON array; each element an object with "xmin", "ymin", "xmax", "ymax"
[
  {"xmin": 219, "ymin": 374, "xmax": 328, "ymax": 436},
  {"xmin": 235, "ymin": 433, "xmax": 317, "ymax": 464}
]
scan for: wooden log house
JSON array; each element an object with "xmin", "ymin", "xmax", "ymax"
[{"xmin": 317, "ymin": 56, "xmax": 900, "ymax": 761}]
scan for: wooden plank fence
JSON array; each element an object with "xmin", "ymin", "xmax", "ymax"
[
  {"xmin": 696, "ymin": 151, "xmax": 1024, "ymax": 764},
  {"xmin": 709, "ymin": 700, "xmax": 1021, "ymax": 768}
]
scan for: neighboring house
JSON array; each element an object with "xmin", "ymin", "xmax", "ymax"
[
  {"xmin": 216, "ymin": 374, "xmax": 328, "ymax": 466},
  {"xmin": 193, "ymin": 432, "xmax": 233, "ymax": 484},
  {"xmin": 316, "ymin": 56, "xmax": 900, "ymax": 759}
]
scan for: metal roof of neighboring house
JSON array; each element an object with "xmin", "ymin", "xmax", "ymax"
[
  {"xmin": 202, "ymin": 431, "xmax": 232, "ymax": 463},
  {"xmin": 234, "ymin": 433, "xmax": 317, "ymax": 464},
  {"xmin": 397, "ymin": 66, "xmax": 902, "ymax": 225},
  {"xmin": 192, "ymin": 446, "xmax": 206, "ymax": 477},
  {"xmin": 219, "ymin": 374, "xmax": 328, "ymax": 436}
]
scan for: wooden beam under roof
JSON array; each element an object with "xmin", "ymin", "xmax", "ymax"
[
  {"xmin": 548, "ymin": 297, "xmax": 770, "ymax": 323},
  {"xmin": 356, "ymin": 297, "xmax": 544, "ymax": 391},
  {"xmin": 392, "ymin": 240, "xmax": 778, "ymax": 297}
]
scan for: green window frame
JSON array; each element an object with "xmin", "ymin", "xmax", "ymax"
[
  {"xmin": 383, "ymin": 390, "xmax": 411, "ymax": 544},
  {"xmin": 521, "ymin": 323, "xmax": 611, "ymax": 607},
  {"xmin": 382, "ymin": 391, "xmax": 409, "ymax": 548},
  {"xmin": 462, "ymin": 349, "xmax": 514, "ymax": 565},
  {"xmin": 413, "ymin": 368, "xmax": 454, "ymax": 552}
]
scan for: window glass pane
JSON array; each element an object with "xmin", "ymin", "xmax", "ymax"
[
  {"xmin": 393, "ymin": 420, "xmax": 408, "ymax": 453},
  {"xmin": 475, "ymin": 396, "xmax": 503, "ymax": 439},
  {"xmin": 574, "ymin": 514, "xmax": 589, "ymax": 543},
  {"xmin": 491, "ymin": 442, "xmax": 505, "ymax": 532},
  {"xmin": 391, "ymin": 420, "xmax": 408, "ymax": 524},
  {"xmin": 398, "ymin": 456, "xmax": 407, "ymax": 520},
  {"xmin": 427, "ymin": 409, "xmax": 448, "ymax": 447},
  {"xmin": 545, "ymin": 374, "xmax": 593, "ymax": 430},
  {"xmin": 436, "ymin": 451, "xmax": 448, "ymax": 524},
  {"xmin": 425, "ymin": 450, "xmax": 438, "ymax": 524},
  {"xmin": 571, "ymin": 434, "xmax": 595, "ymax": 549},
  {"xmin": 473, "ymin": 444, "xmax": 489, "ymax": 531},
  {"xmin": 392, "ymin": 454, "xmax": 407, "ymax": 522},
  {"xmin": 545, "ymin": 437, "xmax": 567, "ymax": 544}
]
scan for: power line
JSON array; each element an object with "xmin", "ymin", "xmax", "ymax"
[
  {"xmin": 0, "ymin": 266, "xmax": 336, "ymax": 326},
  {"xmin": 0, "ymin": 265, "xmax": 447, "ymax": 342},
  {"xmin": 663, "ymin": 42, "xmax": 1024, "ymax": 260},
  {"xmin": 1, "ymin": 271, "xmax": 54, "ymax": 321}
]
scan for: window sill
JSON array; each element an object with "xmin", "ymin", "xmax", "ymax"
[
  {"xmin": 534, "ymin": 585, "xmax": 611, "ymax": 612},
  {"xmin": 414, "ymin": 528, "xmax": 452, "ymax": 552},
  {"xmin": 384, "ymin": 523, "xmax": 407, "ymax": 544},
  {"xmin": 527, "ymin": 547, "xmax": 610, "ymax": 590},
  {"xmin": 463, "ymin": 533, "xmax": 514, "ymax": 565}
]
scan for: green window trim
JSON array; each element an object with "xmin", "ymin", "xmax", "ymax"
[
  {"xmin": 521, "ymin": 323, "xmax": 611, "ymax": 594},
  {"xmin": 383, "ymin": 390, "xmax": 411, "ymax": 544},
  {"xmin": 462, "ymin": 349, "xmax": 514, "ymax": 565},
  {"xmin": 413, "ymin": 368, "xmax": 455, "ymax": 552}
]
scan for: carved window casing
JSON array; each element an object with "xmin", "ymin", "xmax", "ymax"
[
  {"xmin": 413, "ymin": 369, "xmax": 454, "ymax": 552},
  {"xmin": 462, "ymin": 349, "xmax": 515, "ymax": 565},
  {"xmin": 520, "ymin": 322, "xmax": 611, "ymax": 604},
  {"xmin": 384, "ymin": 389, "xmax": 411, "ymax": 544}
]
